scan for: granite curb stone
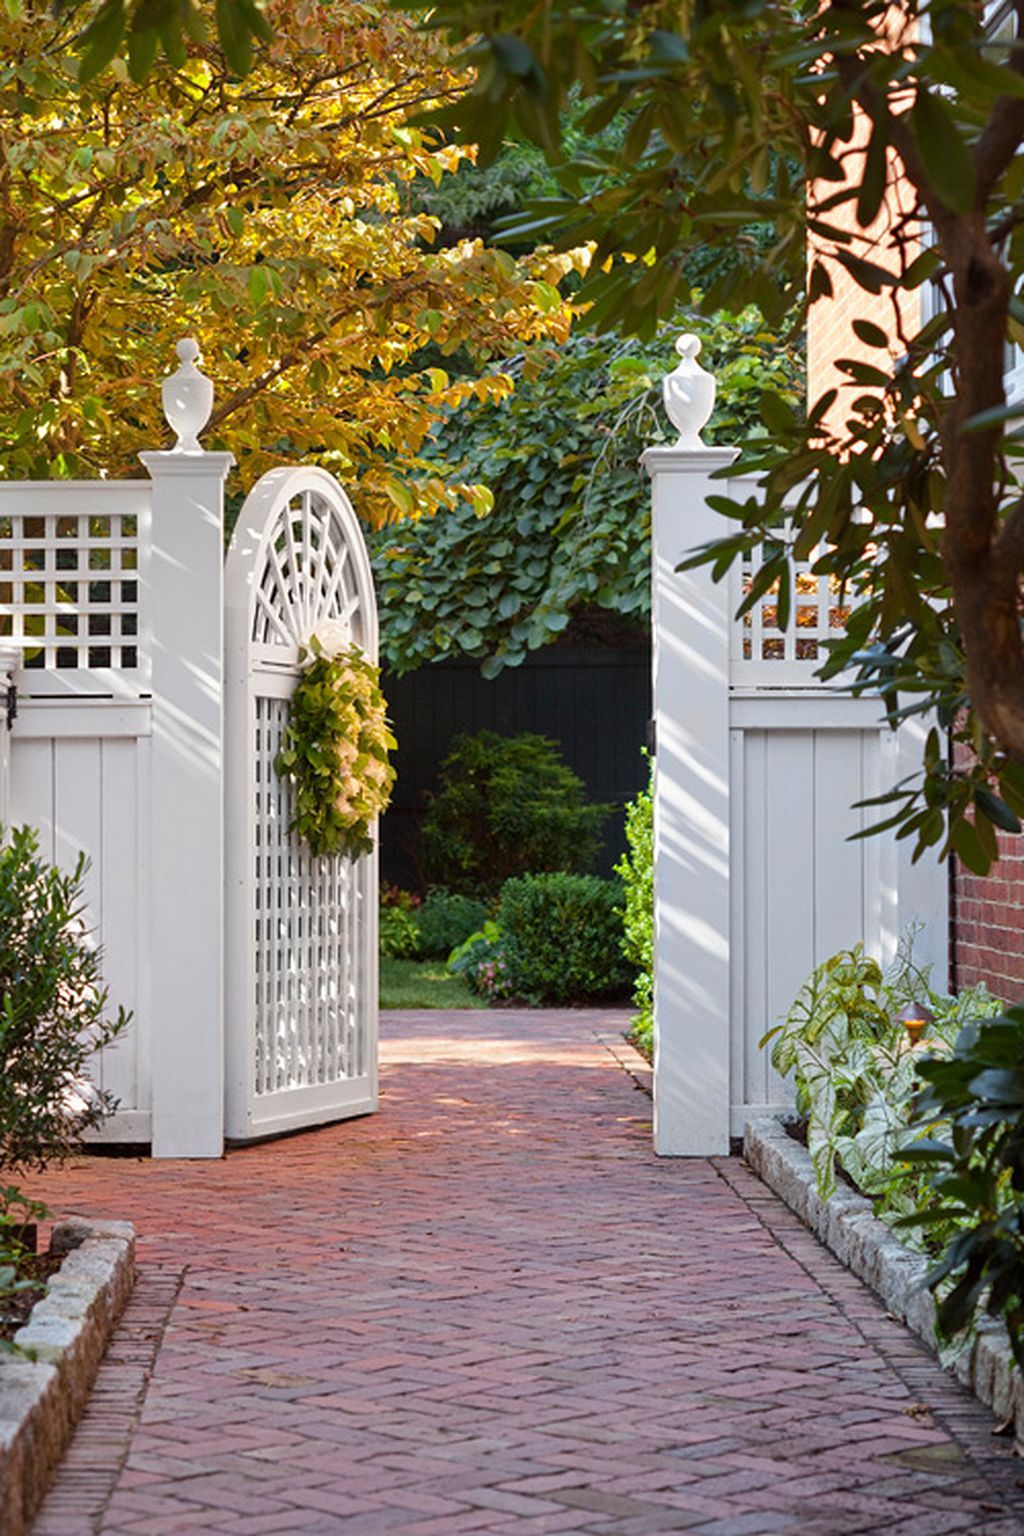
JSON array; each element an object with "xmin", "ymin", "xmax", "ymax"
[
  {"xmin": 0, "ymin": 1217, "xmax": 135, "ymax": 1536},
  {"xmin": 745, "ymin": 1113, "xmax": 1024, "ymax": 1450}
]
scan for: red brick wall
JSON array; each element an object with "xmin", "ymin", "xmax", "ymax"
[{"xmin": 953, "ymin": 841, "xmax": 1024, "ymax": 1002}]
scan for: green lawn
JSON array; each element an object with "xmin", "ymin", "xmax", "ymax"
[{"xmin": 379, "ymin": 956, "xmax": 486, "ymax": 1010}]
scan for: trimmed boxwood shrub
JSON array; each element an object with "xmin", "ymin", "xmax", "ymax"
[
  {"xmin": 498, "ymin": 872, "xmax": 631, "ymax": 1004},
  {"xmin": 421, "ymin": 730, "xmax": 610, "ymax": 898},
  {"xmin": 414, "ymin": 890, "xmax": 489, "ymax": 958}
]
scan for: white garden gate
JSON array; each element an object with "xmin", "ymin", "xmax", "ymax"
[
  {"xmin": 0, "ymin": 345, "xmax": 380, "ymax": 1156},
  {"xmin": 224, "ymin": 467, "xmax": 379, "ymax": 1141}
]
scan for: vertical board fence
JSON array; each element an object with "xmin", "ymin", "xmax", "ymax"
[
  {"xmin": 0, "ymin": 347, "xmax": 380, "ymax": 1156},
  {"xmin": 647, "ymin": 405, "xmax": 947, "ymax": 1156}
]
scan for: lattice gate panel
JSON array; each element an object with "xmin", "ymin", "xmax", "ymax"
[
  {"xmin": 252, "ymin": 696, "xmax": 369, "ymax": 1098},
  {"xmin": 224, "ymin": 466, "xmax": 379, "ymax": 1142}
]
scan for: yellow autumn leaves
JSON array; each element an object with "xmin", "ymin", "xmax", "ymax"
[{"xmin": 0, "ymin": 0, "xmax": 585, "ymax": 521}]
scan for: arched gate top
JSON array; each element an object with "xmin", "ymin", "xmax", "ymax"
[{"xmin": 225, "ymin": 465, "xmax": 377, "ymax": 665}]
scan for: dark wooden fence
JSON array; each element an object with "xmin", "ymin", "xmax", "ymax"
[{"xmin": 381, "ymin": 645, "xmax": 652, "ymax": 891}]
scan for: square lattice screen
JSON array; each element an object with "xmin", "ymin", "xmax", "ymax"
[
  {"xmin": 730, "ymin": 548, "xmax": 851, "ymax": 686},
  {"xmin": 0, "ymin": 507, "xmax": 141, "ymax": 676}
]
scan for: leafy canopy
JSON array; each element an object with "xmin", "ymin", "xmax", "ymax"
[
  {"xmin": 0, "ymin": 0, "xmax": 577, "ymax": 519},
  {"xmin": 370, "ymin": 0, "xmax": 1024, "ymax": 875},
  {"xmin": 374, "ymin": 308, "xmax": 801, "ymax": 675}
]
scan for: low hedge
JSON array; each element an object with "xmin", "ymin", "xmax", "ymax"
[{"xmin": 499, "ymin": 873, "xmax": 630, "ymax": 1005}]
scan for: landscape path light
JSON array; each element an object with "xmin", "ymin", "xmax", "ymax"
[{"xmin": 895, "ymin": 1001, "xmax": 936, "ymax": 1046}]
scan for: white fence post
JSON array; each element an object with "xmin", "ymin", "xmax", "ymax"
[
  {"xmin": 140, "ymin": 342, "xmax": 234, "ymax": 1158},
  {"xmin": 645, "ymin": 444, "xmax": 737, "ymax": 1156},
  {"xmin": 644, "ymin": 336, "xmax": 737, "ymax": 1156}
]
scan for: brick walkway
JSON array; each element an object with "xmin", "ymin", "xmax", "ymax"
[{"xmin": 30, "ymin": 1010, "xmax": 1024, "ymax": 1535}]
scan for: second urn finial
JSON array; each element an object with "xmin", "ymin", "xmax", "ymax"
[
  {"xmin": 162, "ymin": 338, "xmax": 214, "ymax": 453},
  {"xmin": 663, "ymin": 332, "xmax": 716, "ymax": 448}
]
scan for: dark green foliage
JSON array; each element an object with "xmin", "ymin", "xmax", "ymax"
[
  {"xmin": 374, "ymin": 313, "xmax": 802, "ymax": 677},
  {"xmin": 0, "ymin": 825, "xmax": 128, "ymax": 1173},
  {"xmin": 614, "ymin": 755, "xmax": 653, "ymax": 1053},
  {"xmin": 414, "ymin": 890, "xmax": 489, "ymax": 958},
  {"xmin": 421, "ymin": 731, "xmax": 610, "ymax": 897},
  {"xmin": 898, "ymin": 1010, "xmax": 1024, "ymax": 1370},
  {"xmin": 65, "ymin": 0, "xmax": 272, "ymax": 81},
  {"xmin": 498, "ymin": 872, "xmax": 630, "ymax": 1004},
  {"xmin": 0, "ymin": 1183, "xmax": 49, "ymax": 1334},
  {"xmin": 380, "ymin": 905, "xmax": 421, "ymax": 959},
  {"xmin": 388, "ymin": 0, "xmax": 1024, "ymax": 873}
]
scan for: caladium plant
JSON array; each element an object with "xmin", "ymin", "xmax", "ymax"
[{"xmin": 762, "ymin": 934, "xmax": 1002, "ymax": 1222}]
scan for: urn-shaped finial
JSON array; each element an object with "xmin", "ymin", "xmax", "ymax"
[
  {"xmin": 162, "ymin": 338, "xmax": 214, "ymax": 453},
  {"xmin": 663, "ymin": 333, "xmax": 716, "ymax": 447}
]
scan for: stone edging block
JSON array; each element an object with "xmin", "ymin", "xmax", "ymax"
[
  {"xmin": 744, "ymin": 1115, "xmax": 1023, "ymax": 1450},
  {"xmin": 0, "ymin": 1218, "xmax": 136, "ymax": 1536}
]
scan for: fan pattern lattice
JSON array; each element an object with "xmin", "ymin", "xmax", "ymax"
[{"xmin": 252, "ymin": 490, "xmax": 365, "ymax": 652}]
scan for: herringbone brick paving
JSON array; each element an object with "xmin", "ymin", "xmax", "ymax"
[{"xmin": 28, "ymin": 1009, "xmax": 1024, "ymax": 1535}]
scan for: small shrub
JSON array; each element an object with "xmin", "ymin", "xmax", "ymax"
[
  {"xmin": 448, "ymin": 921, "xmax": 520, "ymax": 1001},
  {"xmin": 498, "ymin": 872, "xmax": 630, "ymax": 1005},
  {"xmin": 899, "ymin": 1010, "xmax": 1024, "ymax": 1371},
  {"xmin": 414, "ymin": 889, "xmax": 489, "ymax": 958},
  {"xmin": 615, "ymin": 755, "xmax": 653, "ymax": 1054},
  {"xmin": 380, "ymin": 904, "xmax": 420, "ymax": 959},
  {"xmin": 421, "ymin": 730, "xmax": 611, "ymax": 898},
  {"xmin": 0, "ymin": 825, "xmax": 129, "ymax": 1174}
]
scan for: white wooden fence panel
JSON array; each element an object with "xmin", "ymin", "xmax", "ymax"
[
  {"xmin": 647, "ymin": 441, "xmax": 948, "ymax": 1154},
  {"xmin": 9, "ymin": 705, "xmax": 152, "ymax": 1136},
  {"xmin": 97, "ymin": 735, "xmax": 150, "ymax": 1119}
]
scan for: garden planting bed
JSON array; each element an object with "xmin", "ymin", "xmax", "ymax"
[
  {"xmin": 744, "ymin": 1115, "xmax": 1024, "ymax": 1451},
  {"xmin": 0, "ymin": 1218, "xmax": 135, "ymax": 1536}
]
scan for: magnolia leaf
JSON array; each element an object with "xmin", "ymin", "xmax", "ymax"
[{"xmin": 911, "ymin": 88, "xmax": 976, "ymax": 215}]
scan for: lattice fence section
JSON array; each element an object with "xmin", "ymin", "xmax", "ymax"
[
  {"xmin": 252, "ymin": 695, "xmax": 369, "ymax": 1095},
  {"xmin": 0, "ymin": 486, "xmax": 148, "ymax": 692},
  {"xmin": 253, "ymin": 489, "xmax": 364, "ymax": 655},
  {"xmin": 729, "ymin": 543, "xmax": 851, "ymax": 689}
]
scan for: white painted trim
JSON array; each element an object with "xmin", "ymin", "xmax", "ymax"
[
  {"xmin": 16, "ymin": 699, "xmax": 152, "ymax": 739},
  {"xmin": 730, "ymin": 694, "xmax": 887, "ymax": 729},
  {"xmin": 84, "ymin": 1110, "xmax": 152, "ymax": 1142}
]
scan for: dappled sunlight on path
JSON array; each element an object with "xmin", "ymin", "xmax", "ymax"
[{"xmin": 28, "ymin": 1008, "xmax": 1024, "ymax": 1536}]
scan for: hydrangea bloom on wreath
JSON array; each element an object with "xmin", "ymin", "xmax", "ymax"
[{"xmin": 275, "ymin": 621, "xmax": 396, "ymax": 859}]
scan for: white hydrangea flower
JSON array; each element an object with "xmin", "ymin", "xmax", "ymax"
[{"xmin": 310, "ymin": 618, "xmax": 352, "ymax": 658}]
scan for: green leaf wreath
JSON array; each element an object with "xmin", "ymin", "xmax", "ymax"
[{"xmin": 275, "ymin": 643, "xmax": 396, "ymax": 859}]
